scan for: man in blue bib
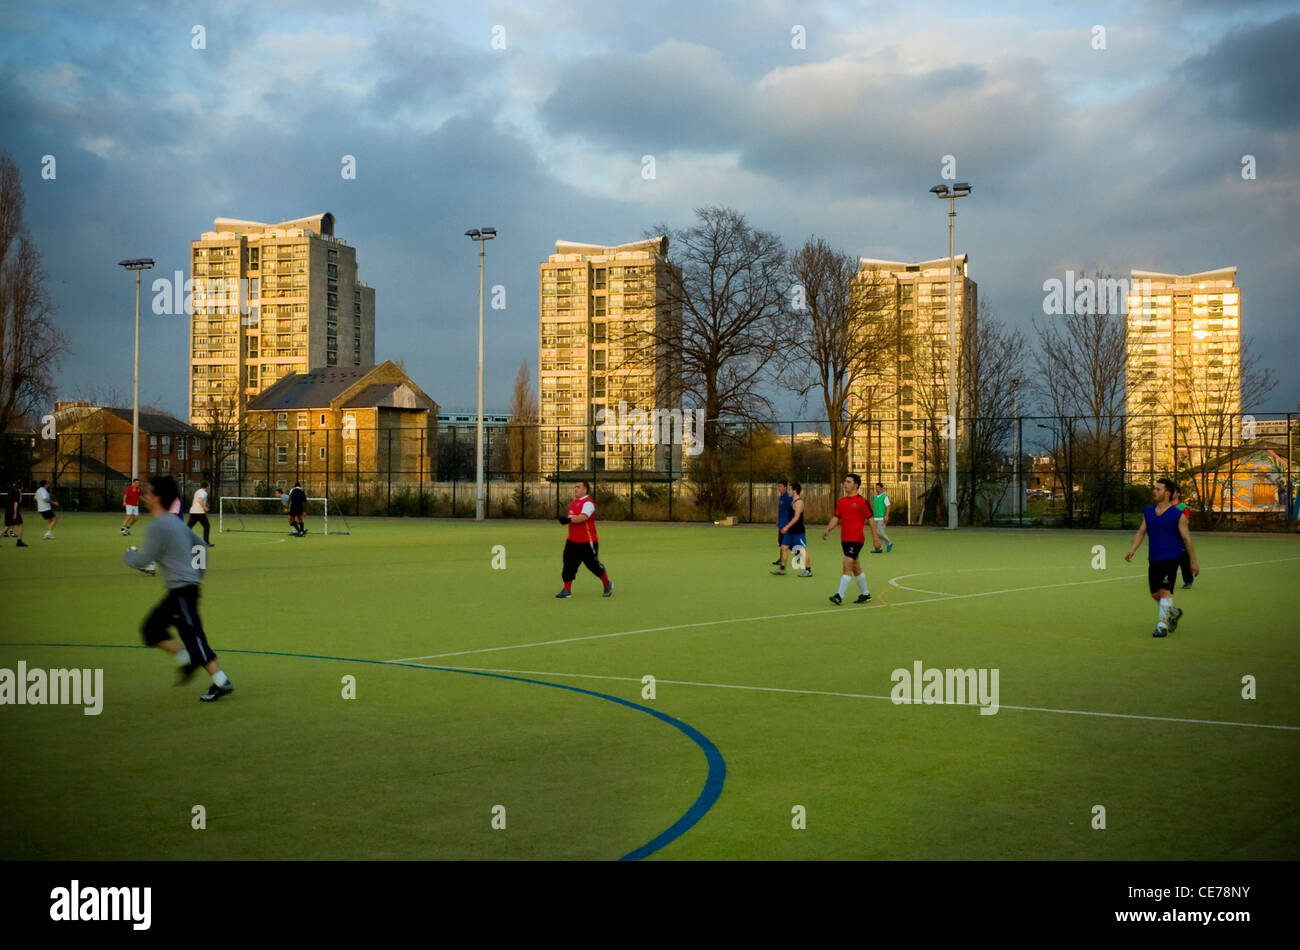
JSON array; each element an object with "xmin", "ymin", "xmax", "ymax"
[{"xmin": 1125, "ymin": 477, "xmax": 1199, "ymax": 638}]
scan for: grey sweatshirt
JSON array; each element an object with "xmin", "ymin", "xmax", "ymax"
[{"xmin": 123, "ymin": 512, "xmax": 207, "ymax": 589}]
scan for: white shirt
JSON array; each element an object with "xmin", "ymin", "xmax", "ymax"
[
  {"xmin": 190, "ymin": 489, "xmax": 208, "ymax": 514},
  {"xmin": 35, "ymin": 487, "xmax": 52, "ymax": 512}
]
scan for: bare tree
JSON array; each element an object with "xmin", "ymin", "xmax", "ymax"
[
  {"xmin": 781, "ymin": 238, "xmax": 897, "ymax": 498},
  {"xmin": 1032, "ymin": 270, "xmax": 1128, "ymax": 526},
  {"xmin": 505, "ymin": 360, "xmax": 539, "ymax": 476},
  {"xmin": 962, "ymin": 301, "xmax": 1027, "ymax": 522},
  {"xmin": 637, "ymin": 206, "xmax": 787, "ymax": 514},
  {"xmin": 0, "ymin": 152, "xmax": 69, "ymax": 440},
  {"xmin": 191, "ymin": 390, "xmax": 244, "ymax": 496},
  {"xmin": 1173, "ymin": 336, "xmax": 1276, "ymax": 525}
]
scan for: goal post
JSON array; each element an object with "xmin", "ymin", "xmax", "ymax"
[{"xmin": 217, "ymin": 496, "xmax": 350, "ymax": 535}]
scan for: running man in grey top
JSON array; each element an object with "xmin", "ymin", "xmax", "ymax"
[{"xmin": 123, "ymin": 476, "xmax": 235, "ymax": 702}]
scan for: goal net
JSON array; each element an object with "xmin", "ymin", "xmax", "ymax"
[{"xmin": 217, "ymin": 496, "xmax": 350, "ymax": 535}]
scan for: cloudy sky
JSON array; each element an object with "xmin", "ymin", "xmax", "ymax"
[{"xmin": 3, "ymin": 0, "xmax": 1297, "ymax": 420}]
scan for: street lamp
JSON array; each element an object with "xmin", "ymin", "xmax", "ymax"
[
  {"xmin": 118, "ymin": 258, "xmax": 155, "ymax": 480},
  {"xmin": 930, "ymin": 182, "xmax": 971, "ymax": 529},
  {"xmin": 464, "ymin": 228, "xmax": 496, "ymax": 521}
]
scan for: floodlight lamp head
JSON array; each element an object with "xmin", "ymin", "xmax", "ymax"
[
  {"xmin": 929, "ymin": 185, "xmax": 949, "ymax": 196},
  {"xmin": 465, "ymin": 229, "xmax": 480, "ymax": 239}
]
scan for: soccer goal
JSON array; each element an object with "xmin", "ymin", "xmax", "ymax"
[{"xmin": 217, "ymin": 496, "xmax": 350, "ymax": 535}]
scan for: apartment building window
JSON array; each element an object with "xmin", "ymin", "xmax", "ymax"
[
  {"xmin": 277, "ymin": 413, "xmax": 288, "ymax": 429},
  {"xmin": 319, "ymin": 413, "xmax": 327, "ymax": 426},
  {"xmin": 192, "ymin": 459, "xmax": 201, "ymax": 473},
  {"xmin": 277, "ymin": 445, "xmax": 287, "ymax": 463},
  {"xmin": 345, "ymin": 445, "xmax": 356, "ymax": 463},
  {"xmin": 594, "ymin": 323, "xmax": 607, "ymax": 342},
  {"xmin": 298, "ymin": 445, "xmax": 308, "ymax": 462},
  {"xmin": 594, "ymin": 268, "xmax": 607, "ymax": 290},
  {"xmin": 296, "ymin": 412, "xmax": 308, "ymax": 428},
  {"xmin": 594, "ymin": 297, "xmax": 607, "ymax": 317},
  {"xmin": 161, "ymin": 459, "xmax": 171, "ymax": 474},
  {"xmin": 319, "ymin": 447, "xmax": 327, "ymax": 461},
  {"xmin": 149, "ymin": 435, "xmax": 158, "ymax": 448},
  {"xmin": 177, "ymin": 441, "xmax": 186, "ymax": 461},
  {"xmin": 149, "ymin": 458, "xmax": 157, "ymax": 473}
]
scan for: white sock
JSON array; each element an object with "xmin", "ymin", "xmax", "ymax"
[
  {"xmin": 1157, "ymin": 598, "xmax": 1172, "ymax": 626},
  {"xmin": 855, "ymin": 573, "xmax": 869, "ymax": 595},
  {"xmin": 837, "ymin": 575, "xmax": 852, "ymax": 597},
  {"xmin": 174, "ymin": 649, "xmax": 191, "ymax": 667},
  {"xmin": 212, "ymin": 669, "xmax": 230, "ymax": 687}
]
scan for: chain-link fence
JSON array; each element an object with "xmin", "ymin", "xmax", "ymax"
[{"xmin": 7, "ymin": 412, "xmax": 1296, "ymax": 530}]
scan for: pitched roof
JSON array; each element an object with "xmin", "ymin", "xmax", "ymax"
[
  {"xmin": 340, "ymin": 382, "xmax": 433, "ymax": 410},
  {"xmin": 248, "ymin": 367, "xmax": 376, "ymax": 410},
  {"xmin": 101, "ymin": 408, "xmax": 203, "ymax": 435}
]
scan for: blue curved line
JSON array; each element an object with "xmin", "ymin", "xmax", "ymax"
[{"xmin": 0, "ymin": 641, "xmax": 726, "ymax": 861}]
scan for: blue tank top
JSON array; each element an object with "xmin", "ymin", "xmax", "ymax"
[{"xmin": 1144, "ymin": 504, "xmax": 1184, "ymax": 561}]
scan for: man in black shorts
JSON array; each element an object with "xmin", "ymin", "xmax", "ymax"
[
  {"xmin": 1125, "ymin": 477, "xmax": 1198, "ymax": 638},
  {"xmin": 6, "ymin": 479, "xmax": 25, "ymax": 547},
  {"xmin": 123, "ymin": 476, "xmax": 234, "ymax": 701},
  {"xmin": 288, "ymin": 481, "xmax": 307, "ymax": 536}
]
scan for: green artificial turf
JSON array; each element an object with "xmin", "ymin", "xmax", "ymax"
[{"xmin": 1, "ymin": 514, "xmax": 1296, "ymax": 860}]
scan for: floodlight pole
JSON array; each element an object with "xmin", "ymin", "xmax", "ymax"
[
  {"xmin": 931, "ymin": 183, "xmax": 970, "ymax": 529},
  {"xmin": 465, "ymin": 228, "xmax": 496, "ymax": 521},
  {"xmin": 119, "ymin": 259, "xmax": 155, "ymax": 480}
]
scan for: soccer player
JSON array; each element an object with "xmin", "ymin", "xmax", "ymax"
[
  {"xmin": 822, "ymin": 473, "xmax": 872, "ymax": 605},
  {"xmin": 275, "ymin": 487, "xmax": 291, "ymax": 532},
  {"xmin": 555, "ymin": 480, "xmax": 612, "ymax": 598},
  {"xmin": 7, "ymin": 478, "xmax": 26, "ymax": 547},
  {"xmin": 774, "ymin": 480, "xmax": 792, "ymax": 565},
  {"xmin": 122, "ymin": 478, "xmax": 142, "ymax": 535},
  {"xmin": 288, "ymin": 481, "xmax": 307, "ymax": 536},
  {"xmin": 188, "ymin": 481, "xmax": 213, "ymax": 544},
  {"xmin": 1172, "ymin": 486, "xmax": 1193, "ymax": 589},
  {"xmin": 772, "ymin": 482, "xmax": 813, "ymax": 577},
  {"xmin": 871, "ymin": 481, "xmax": 893, "ymax": 553},
  {"xmin": 1124, "ymin": 477, "xmax": 1198, "ymax": 638},
  {"xmin": 123, "ymin": 476, "xmax": 234, "ymax": 701},
  {"xmin": 35, "ymin": 479, "xmax": 58, "ymax": 540}
]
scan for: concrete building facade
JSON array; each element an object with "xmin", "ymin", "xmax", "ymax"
[
  {"xmin": 537, "ymin": 237, "xmax": 681, "ymax": 474},
  {"xmin": 846, "ymin": 255, "xmax": 977, "ymax": 480}
]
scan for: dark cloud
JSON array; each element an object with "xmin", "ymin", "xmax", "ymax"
[{"xmin": 1177, "ymin": 13, "xmax": 1300, "ymax": 128}]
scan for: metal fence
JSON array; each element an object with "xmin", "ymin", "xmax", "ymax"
[{"xmin": 6, "ymin": 412, "xmax": 1297, "ymax": 530}]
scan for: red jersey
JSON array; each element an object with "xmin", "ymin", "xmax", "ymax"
[
  {"xmin": 834, "ymin": 494, "xmax": 870, "ymax": 543},
  {"xmin": 567, "ymin": 496, "xmax": 598, "ymax": 543},
  {"xmin": 124, "ymin": 485, "xmax": 141, "ymax": 506}
]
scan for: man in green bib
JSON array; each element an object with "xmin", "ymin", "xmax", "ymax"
[{"xmin": 870, "ymin": 481, "xmax": 892, "ymax": 554}]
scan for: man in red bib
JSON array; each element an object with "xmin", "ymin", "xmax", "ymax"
[
  {"xmin": 822, "ymin": 473, "xmax": 873, "ymax": 605},
  {"xmin": 556, "ymin": 480, "xmax": 612, "ymax": 598}
]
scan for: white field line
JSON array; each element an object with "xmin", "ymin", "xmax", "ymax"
[
  {"xmin": 387, "ymin": 555, "xmax": 1300, "ymax": 664},
  {"xmin": 397, "ymin": 663, "xmax": 1300, "ymax": 733}
]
